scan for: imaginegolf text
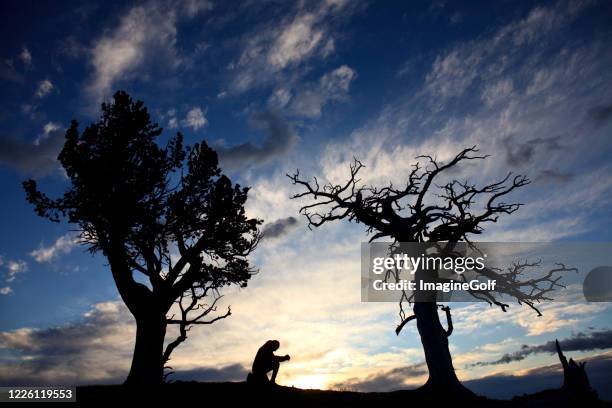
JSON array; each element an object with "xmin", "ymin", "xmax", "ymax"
[{"xmin": 372, "ymin": 279, "xmax": 497, "ymax": 293}]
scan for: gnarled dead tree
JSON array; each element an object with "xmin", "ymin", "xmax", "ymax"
[{"xmin": 289, "ymin": 146, "xmax": 576, "ymax": 395}]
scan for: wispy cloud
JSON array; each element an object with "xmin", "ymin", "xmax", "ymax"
[
  {"xmin": 451, "ymin": 294, "xmax": 609, "ymax": 337},
  {"xmin": 33, "ymin": 122, "xmax": 62, "ymax": 146},
  {"xmin": 423, "ymin": 0, "xmax": 595, "ymax": 108},
  {"xmin": 30, "ymin": 233, "xmax": 79, "ymax": 263},
  {"xmin": 34, "ymin": 79, "xmax": 54, "ymax": 99},
  {"xmin": 5, "ymin": 260, "xmax": 27, "ymax": 283},
  {"xmin": 287, "ymin": 65, "xmax": 357, "ymax": 118},
  {"xmin": 84, "ymin": 0, "xmax": 210, "ymax": 107},
  {"xmin": 471, "ymin": 328, "xmax": 612, "ymax": 367},
  {"xmin": 228, "ymin": 0, "xmax": 353, "ymax": 94},
  {"xmin": 0, "ymin": 258, "xmax": 28, "ymax": 296}
]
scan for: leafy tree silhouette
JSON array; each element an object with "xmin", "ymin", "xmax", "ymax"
[
  {"xmin": 23, "ymin": 91, "xmax": 261, "ymax": 385},
  {"xmin": 289, "ymin": 147, "xmax": 575, "ymax": 396}
]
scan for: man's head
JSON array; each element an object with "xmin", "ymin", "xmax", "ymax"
[{"xmin": 268, "ymin": 340, "xmax": 280, "ymax": 351}]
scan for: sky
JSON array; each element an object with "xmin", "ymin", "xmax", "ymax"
[{"xmin": 1, "ymin": 0, "xmax": 612, "ymax": 399}]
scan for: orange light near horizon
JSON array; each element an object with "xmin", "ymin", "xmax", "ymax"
[{"xmin": 285, "ymin": 373, "xmax": 329, "ymax": 390}]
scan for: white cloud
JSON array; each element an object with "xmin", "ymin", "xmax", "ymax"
[
  {"xmin": 268, "ymin": 88, "xmax": 292, "ymax": 109},
  {"xmin": 290, "ymin": 65, "xmax": 357, "ymax": 118},
  {"xmin": 229, "ymin": 0, "xmax": 351, "ymax": 94},
  {"xmin": 86, "ymin": 4, "xmax": 176, "ymax": 103},
  {"xmin": 30, "ymin": 233, "xmax": 79, "ymax": 263},
  {"xmin": 267, "ymin": 13, "xmax": 325, "ymax": 70},
  {"xmin": 181, "ymin": 0, "xmax": 213, "ymax": 18},
  {"xmin": 34, "ymin": 122, "xmax": 62, "ymax": 146},
  {"xmin": 507, "ymin": 5, "xmax": 565, "ymax": 46},
  {"xmin": 19, "ymin": 47, "xmax": 32, "ymax": 68},
  {"xmin": 481, "ymin": 79, "xmax": 514, "ymax": 107},
  {"xmin": 84, "ymin": 0, "xmax": 210, "ymax": 106},
  {"xmin": 320, "ymin": 65, "xmax": 355, "ymax": 94},
  {"xmin": 42, "ymin": 122, "xmax": 60, "ymax": 135},
  {"xmin": 0, "ymin": 259, "xmax": 28, "ymax": 295},
  {"xmin": 181, "ymin": 107, "xmax": 208, "ymax": 131},
  {"xmin": 6, "ymin": 260, "xmax": 27, "ymax": 282},
  {"xmin": 35, "ymin": 79, "xmax": 54, "ymax": 99},
  {"xmin": 453, "ymin": 290, "xmax": 610, "ymax": 337},
  {"xmin": 423, "ymin": 0, "xmax": 595, "ymax": 109}
]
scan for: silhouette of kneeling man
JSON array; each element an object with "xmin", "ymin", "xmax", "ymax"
[{"xmin": 247, "ymin": 340, "xmax": 290, "ymax": 386}]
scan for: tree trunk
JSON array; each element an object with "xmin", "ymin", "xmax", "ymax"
[
  {"xmin": 412, "ymin": 258, "xmax": 472, "ymax": 396},
  {"xmin": 413, "ymin": 302, "xmax": 466, "ymax": 393},
  {"xmin": 125, "ymin": 314, "xmax": 167, "ymax": 385},
  {"xmin": 556, "ymin": 339, "xmax": 595, "ymax": 396}
]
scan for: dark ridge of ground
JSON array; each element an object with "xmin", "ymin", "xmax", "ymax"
[{"xmin": 73, "ymin": 381, "xmax": 612, "ymax": 407}]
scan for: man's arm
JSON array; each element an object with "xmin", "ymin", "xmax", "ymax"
[{"xmin": 273, "ymin": 354, "xmax": 291, "ymax": 362}]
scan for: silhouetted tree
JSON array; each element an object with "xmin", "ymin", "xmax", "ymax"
[
  {"xmin": 23, "ymin": 91, "xmax": 261, "ymax": 385},
  {"xmin": 555, "ymin": 339, "xmax": 594, "ymax": 397},
  {"xmin": 289, "ymin": 146, "xmax": 575, "ymax": 395}
]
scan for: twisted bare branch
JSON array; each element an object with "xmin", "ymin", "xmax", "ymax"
[{"xmin": 163, "ymin": 287, "xmax": 231, "ymax": 366}]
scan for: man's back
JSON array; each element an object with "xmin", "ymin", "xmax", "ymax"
[{"xmin": 252, "ymin": 342, "xmax": 275, "ymax": 374}]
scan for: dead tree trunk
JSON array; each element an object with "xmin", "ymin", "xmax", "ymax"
[
  {"xmin": 414, "ymin": 302, "xmax": 462, "ymax": 391},
  {"xmin": 410, "ymin": 264, "xmax": 472, "ymax": 395},
  {"xmin": 555, "ymin": 339, "xmax": 595, "ymax": 397}
]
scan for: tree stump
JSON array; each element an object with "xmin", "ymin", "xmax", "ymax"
[{"xmin": 555, "ymin": 339, "xmax": 597, "ymax": 398}]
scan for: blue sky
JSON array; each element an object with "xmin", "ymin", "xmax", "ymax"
[{"xmin": 1, "ymin": 0, "xmax": 612, "ymax": 398}]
